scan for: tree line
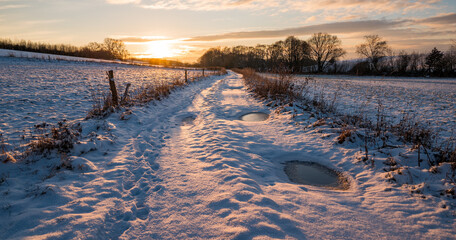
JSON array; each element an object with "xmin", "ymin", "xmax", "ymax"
[
  {"xmin": 0, "ymin": 38, "xmax": 129, "ymax": 60},
  {"xmin": 351, "ymin": 36, "xmax": 456, "ymax": 77},
  {"xmin": 199, "ymin": 34, "xmax": 345, "ymax": 73},
  {"xmin": 199, "ymin": 33, "xmax": 456, "ymax": 77}
]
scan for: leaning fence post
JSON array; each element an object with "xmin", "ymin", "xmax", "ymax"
[
  {"xmin": 185, "ymin": 69, "xmax": 188, "ymax": 83},
  {"xmin": 121, "ymin": 83, "xmax": 131, "ymax": 104},
  {"xmin": 107, "ymin": 70, "xmax": 119, "ymax": 107}
]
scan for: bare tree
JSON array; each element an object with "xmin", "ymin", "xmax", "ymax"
[
  {"xmin": 443, "ymin": 40, "xmax": 456, "ymax": 73},
  {"xmin": 86, "ymin": 42, "xmax": 104, "ymax": 51},
  {"xmin": 308, "ymin": 33, "xmax": 346, "ymax": 72},
  {"xmin": 103, "ymin": 38, "xmax": 129, "ymax": 60},
  {"xmin": 396, "ymin": 51, "xmax": 411, "ymax": 74},
  {"xmin": 283, "ymin": 36, "xmax": 311, "ymax": 72},
  {"xmin": 356, "ymin": 35, "xmax": 391, "ymax": 72}
]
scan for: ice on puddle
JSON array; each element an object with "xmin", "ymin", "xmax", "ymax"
[
  {"xmin": 284, "ymin": 161, "xmax": 349, "ymax": 190},
  {"xmin": 240, "ymin": 112, "xmax": 269, "ymax": 122}
]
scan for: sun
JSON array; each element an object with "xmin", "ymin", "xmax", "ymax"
[
  {"xmin": 144, "ymin": 40, "xmax": 175, "ymax": 58},
  {"xmin": 125, "ymin": 37, "xmax": 194, "ymax": 60}
]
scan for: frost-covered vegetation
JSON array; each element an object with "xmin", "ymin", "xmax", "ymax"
[
  {"xmin": 238, "ymin": 69, "xmax": 456, "ymax": 202},
  {"xmin": 0, "ymin": 56, "xmax": 223, "ymax": 158}
]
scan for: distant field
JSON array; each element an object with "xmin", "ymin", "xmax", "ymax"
[
  {"xmin": 263, "ymin": 73, "xmax": 456, "ymax": 140},
  {"xmin": 0, "ymin": 56, "xmax": 204, "ymax": 142}
]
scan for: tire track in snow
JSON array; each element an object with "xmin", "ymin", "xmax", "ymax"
[
  {"xmin": 3, "ymin": 75, "xmax": 226, "ymax": 239},
  {"xmin": 95, "ymin": 76, "xmax": 230, "ymax": 239}
]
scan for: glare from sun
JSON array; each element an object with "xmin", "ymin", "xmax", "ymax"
[
  {"xmin": 125, "ymin": 38, "xmax": 194, "ymax": 59},
  {"xmin": 144, "ymin": 40, "xmax": 175, "ymax": 58}
]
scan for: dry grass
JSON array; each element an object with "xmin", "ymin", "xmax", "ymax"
[
  {"xmin": 87, "ymin": 68, "xmax": 226, "ymax": 119},
  {"xmin": 436, "ymin": 138, "xmax": 456, "ymax": 164},
  {"xmin": 2, "ymin": 68, "xmax": 227, "ymax": 163},
  {"xmin": 233, "ymin": 68, "xmax": 306, "ymax": 104},
  {"xmin": 27, "ymin": 121, "xmax": 81, "ymax": 156},
  {"xmin": 235, "ymin": 68, "xmax": 456, "ymax": 169},
  {"xmin": 337, "ymin": 128, "xmax": 353, "ymax": 144},
  {"xmin": 0, "ymin": 133, "xmax": 16, "ymax": 163},
  {"xmin": 87, "ymin": 90, "xmax": 114, "ymax": 119}
]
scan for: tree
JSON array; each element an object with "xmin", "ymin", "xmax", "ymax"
[
  {"xmin": 425, "ymin": 47, "xmax": 443, "ymax": 73},
  {"xmin": 283, "ymin": 36, "xmax": 311, "ymax": 72},
  {"xmin": 103, "ymin": 38, "xmax": 129, "ymax": 60},
  {"xmin": 396, "ymin": 51, "xmax": 411, "ymax": 74},
  {"xmin": 442, "ymin": 40, "xmax": 456, "ymax": 74},
  {"xmin": 356, "ymin": 35, "xmax": 391, "ymax": 72},
  {"xmin": 86, "ymin": 42, "xmax": 104, "ymax": 52},
  {"xmin": 198, "ymin": 47, "xmax": 223, "ymax": 67},
  {"xmin": 308, "ymin": 33, "xmax": 346, "ymax": 72},
  {"xmin": 266, "ymin": 41, "xmax": 286, "ymax": 70}
]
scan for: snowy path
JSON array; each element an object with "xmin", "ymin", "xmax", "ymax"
[
  {"xmin": 3, "ymin": 71, "xmax": 455, "ymax": 239},
  {"xmin": 118, "ymin": 72, "xmax": 454, "ymax": 239}
]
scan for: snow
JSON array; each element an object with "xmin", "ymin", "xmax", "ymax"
[
  {"xmin": 0, "ymin": 49, "xmax": 120, "ymax": 63},
  {"xmin": 263, "ymin": 73, "xmax": 456, "ymax": 141},
  {"xmin": 0, "ymin": 55, "xmax": 206, "ymax": 145},
  {"xmin": 0, "ymin": 58, "xmax": 455, "ymax": 239},
  {"xmin": 308, "ymin": 75, "xmax": 456, "ymax": 141}
]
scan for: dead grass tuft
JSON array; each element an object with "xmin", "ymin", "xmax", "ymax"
[
  {"xmin": 233, "ymin": 68, "xmax": 306, "ymax": 105},
  {"xmin": 27, "ymin": 121, "xmax": 81, "ymax": 156},
  {"xmin": 337, "ymin": 128, "xmax": 353, "ymax": 144},
  {"xmin": 0, "ymin": 133, "xmax": 16, "ymax": 163}
]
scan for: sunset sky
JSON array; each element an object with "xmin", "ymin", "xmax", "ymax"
[{"xmin": 1, "ymin": 0, "xmax": 455, "ymax": 62}]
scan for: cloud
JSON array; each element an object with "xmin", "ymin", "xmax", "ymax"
[
  {"xmin": 303, "ymin": 16, "xmax": 317, "ymax": 23},
  {"xmin": 139, "ymin": 0, "xmax": 277, "ymax": 11},
  {"xmin": 291, "ymin": 0, "xmax": 441, "ymax": 13},
  {"xmin": 106, "ymin": 0, "xmax": 141, "ymax": 5},
  {"xmin": 185, "ymin": 20, "xmax": 405, "ymax": 41},
  {"xmin": 0, "ymin": 4, "xmax": 28, "ymax": 10},
  {"xmin": 119, "ymin": 36, "xmax": 168, "ymax": 43},
  {"xmin": 417, "ymin": 13, "xmax": 456, "ymax": 25},
  {"xmin": 102, "ymin": 0, "xmax": 442, "ymax": 13},
  {"xmin": 24, "ymin": 19, "xmax": 63, "ymax": 25}
]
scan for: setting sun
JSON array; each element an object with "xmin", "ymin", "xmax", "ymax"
[
  {"xmin": 126, "ymin": 39, "xmax": 193, "ymax": 59},
  {"xmin": 144, "ymin": 40, "xmax": 175, "ymax": 58}
]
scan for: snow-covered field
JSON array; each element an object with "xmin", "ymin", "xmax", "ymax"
[
  {"xmin": 0, "ymin": 56, "xmax": 204, "ymax": 144},
  {"xmin": 0, "ymin": 56, "xmax": 455, "ymax": 239},
  {"xmin": 0, "ymin": 49, "xmax": 119, "ymax": 63},
  {"xmin": 294, "ymin": 74, "xmax": 456, "ymax": 140}
]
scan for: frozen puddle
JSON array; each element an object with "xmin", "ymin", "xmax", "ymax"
[
  {"xmin": 284, "ymin": 161, "xmax": 349, "ymax": 190},
  {"xmin": 240, "ymin": 112, "xmax": 269, "ymax": 121},
  {"xmin": 181, "ymin": 116, "xmax": 196, "ymax": 126}
]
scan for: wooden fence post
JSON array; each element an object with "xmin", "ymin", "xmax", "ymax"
[
  {"xmin": 202, "ymin": 68, "xmax": 205, "ymax": 77},
  {"xmin": 107, "ymin": 70, "xmax": 119, "ymax": 107}
]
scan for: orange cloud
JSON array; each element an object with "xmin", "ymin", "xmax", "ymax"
[
  {"xmin": 292, "ymin": 0, "xmax": 441, "ymax": 13},
  {"xmin": 185, "ymin": 20, "xmax": 405, "ymax": 41},
  {"xmin": 106, "ymin": 0, "xmax": 442, "ymax": 13},
  {"xmin": 106, "ymin": 0, "xmax": 141, "ymax": 4}
]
